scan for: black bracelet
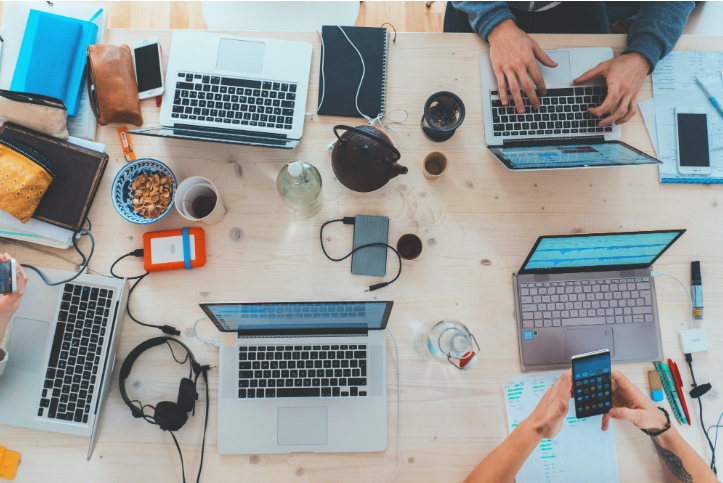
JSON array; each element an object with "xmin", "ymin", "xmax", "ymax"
[{"xmin": 641, "ymin": 407, "xmax": 671, "ymax": 437}]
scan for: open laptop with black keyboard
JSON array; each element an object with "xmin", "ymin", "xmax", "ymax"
[{"xmin": 202, "ymin": 300, "xmax": 393, "ymax": 454}]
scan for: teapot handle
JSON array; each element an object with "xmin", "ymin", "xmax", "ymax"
[{"xmin": 333, "ymin": 125, "xmax": 401, "ymax": 162}]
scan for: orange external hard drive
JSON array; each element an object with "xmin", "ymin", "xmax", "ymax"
[{"xmin": 142, "ymin": 227, "xmax": 207, "ymax": 272}]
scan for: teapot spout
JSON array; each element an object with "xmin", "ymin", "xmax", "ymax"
[{"xmin": 390, "ymin": 162, "xmax": 408, "ymax": 178}]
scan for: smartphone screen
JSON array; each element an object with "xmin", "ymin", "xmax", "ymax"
[
  {"xmin": 572, "ymin": 349, "xmax": 612, "ymax": 418},
  {"xmin": 0, "ymin": 260, "xmax": 14, "ymax": 294},
  {"xmin": 677, "ymin": 113, "xmax": 710, "ymax": 168},
  {"xmin": 134, "ymin": 43, "xmax": 163, "ymax": 93}
]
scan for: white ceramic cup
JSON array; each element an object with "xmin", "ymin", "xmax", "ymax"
[{"xmin": 175, "ymin": 176, "xmax": 226, "ymax": 225}]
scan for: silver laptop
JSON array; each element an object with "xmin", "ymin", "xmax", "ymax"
[
  {"xmin": 200, "ymin": 300, "xmax": 392, "ymax": 455},
  {"xmin": 129, "ymin": 31, "xmax": 312, "ymax": 149},
  {"xmin": 0, "ymin": 267, "xmax": 128, "ymax": 459},
  {"xmin": 513, "ymin": 230, "xmax": 685, "ymax": 371},
  {"xmin": 480, "ymin": 47, "xmax": 662, "ymax": 170}
]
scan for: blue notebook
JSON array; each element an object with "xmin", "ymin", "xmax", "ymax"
[{"xmin": 11, "ymin": 10, "xmax": 99, "ymax": 117}]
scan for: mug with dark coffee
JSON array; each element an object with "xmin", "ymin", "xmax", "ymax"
[
  {"xmin": 397, "ymin": 234, "xmax": 423, "ymax": 260},
  {"xmin": 175, "ymin": 176, "xmax": 226, "ymax": 224}
]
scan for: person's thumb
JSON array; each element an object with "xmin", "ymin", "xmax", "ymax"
[
  {"xmin": 609, "ymin": 407, "xmax": 643, "ymax": 427},
  {"xmin": 533, "ymin": 43, "xmax": 557, "ymax": 68},
  {"xmin": 574, "ymin": 64, "xmax": 603, "ymax": 84}
]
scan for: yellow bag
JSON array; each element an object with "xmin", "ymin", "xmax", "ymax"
[{"xmin": 0, "ymin": 135, "xmax": 56, "ymax": 223}]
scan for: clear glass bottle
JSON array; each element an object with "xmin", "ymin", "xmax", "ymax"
[
  {"xmin": 277, "ymin": 160, "xmax": 324, "ymax": 219},
  {"xmin": 414, "ymin": 320, "xmax": 479, "ymax": 371}
]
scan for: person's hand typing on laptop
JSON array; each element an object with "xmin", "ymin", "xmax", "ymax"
[
  {"xmin": 463, "ymin": 370, "xmax": 572, "ymax": 483},
  {"xmin": 487, "ymin": 19, "xmax": 557, "ymax": 114},
  {"xmin": 601, "ymin": 370, "xmax": 718, "ymax": 483},
  {"xmin": 573, "ymin": 53, "xmax": 650, "ymax": 127},
  {"xmin": 0, "ymin": 254, "xmax": 28, "ymax": 377}
]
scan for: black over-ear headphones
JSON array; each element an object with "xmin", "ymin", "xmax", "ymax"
[{"xmin": 119, "ymin": 337, "xmax": 214, "ymax": 482}]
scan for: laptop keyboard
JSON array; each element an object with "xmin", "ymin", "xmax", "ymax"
[
  {"xmin": 490, "ymin": 87, "xmax": 613, "ymax": 137},
  {"xmin": 173, "ymin": 72, "xmax": 297, "ymax": 130},
  {"xmin": 38, "ymin": 283, "xmax": 113, "ymax": 424},
  {"xmin": 238, "ymin": 344, "xmax": 368, "ymax": 399},
  {"xmin": 520, "ymin": 277, "xmax": 653, "ymax": 328}
]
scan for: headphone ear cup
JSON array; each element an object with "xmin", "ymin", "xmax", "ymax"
[
  {"xmin": 154, "ymin": 401, "xmax": 188, "ymax": 431},
  {"xmin": 176, "ymin": 377, "xmax": 197, "ymax": 413}
]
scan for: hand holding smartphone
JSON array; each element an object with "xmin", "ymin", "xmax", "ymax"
[
  {"xmin": 133, "ymin": 37, "xmax": 164, "ymax": 99},
  {"xmin": 571, "ymin": 349, "xmax": 612, "ymax": 418}
]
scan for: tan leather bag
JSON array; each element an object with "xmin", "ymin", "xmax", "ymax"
[
  {"xmin": 86, "ymin": 44, "xmax": 143, "ymax": 126},
  {"xmin": 0, "ymin": 91, "xmax": 69, "ymax": 139}
]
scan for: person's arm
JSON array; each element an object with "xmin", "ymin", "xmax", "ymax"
[
  {"xmin": 464, "ymin": 371, "xmax": 573, "ymax": 483},
  {"xmin": 0, "ymin": 254, "xmax": 28, "ymax": 378},
  {"xmin": 602, "ymin": 370, "xmax": 717, "ymax": 483},
  {"xmin": 451, "ymin": 2, "xmax": 516, "ymax": 42},
  {"xmin": 623, "ymin": 2, "xmax": 696, "ymax": 73}
]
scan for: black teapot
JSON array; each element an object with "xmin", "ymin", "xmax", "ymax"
[{"xmin": 331, "ymin": 125, "xmax": 407, "ymax": 193}]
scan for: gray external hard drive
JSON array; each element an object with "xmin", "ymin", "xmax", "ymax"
[{"xmin": 351, "ymin": 215, "xmax": 389, "ymax": 277}]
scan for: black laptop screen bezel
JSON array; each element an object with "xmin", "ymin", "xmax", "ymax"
[
  {"xmin": 518, "ymin": 229, "xmax": 686, "ymax": 275},
  {"xmin": 200, "ymin": 301, "xmax": 394, "ymax": 335},
  {"xmin": 488, "ymin": 139, "xmax": 662, "ymax": 170}
]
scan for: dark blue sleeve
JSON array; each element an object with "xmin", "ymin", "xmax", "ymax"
[
  {"xmin": 451, "ymin": 1, "xmax": 516, "ymax": 41},
  {"xmin": 623, "ymin": 1, "xmax": 695, "ymax": 72}
]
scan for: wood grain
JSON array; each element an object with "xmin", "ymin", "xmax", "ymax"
[{"xmin": 1, "ymin": 30, "xmax": 722, "ymax": 483}]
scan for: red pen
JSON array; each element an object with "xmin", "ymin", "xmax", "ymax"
[{"xmin": 669, "ymin": 359, "xmax": 691, "ymax": 426}]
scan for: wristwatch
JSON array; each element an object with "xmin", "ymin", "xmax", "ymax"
[{"xmin": 641, "ymin": 407, "xmax": 671, "ymax": 436}]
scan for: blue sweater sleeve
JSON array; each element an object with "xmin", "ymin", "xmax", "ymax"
[
  {"xmin": 451, "ymin": 1, "xmax": 516, "ymax": 41},
  {"xmin": 623, "ymin": 1, "xmax": 695, "ymax": 72}
]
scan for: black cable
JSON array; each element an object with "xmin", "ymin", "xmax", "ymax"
[
  {"xmin": 320, "ymin": 218, "xmax": 403, "ymax": 291},
  {"xmin": 110, "ymin": 250, "xmax": 180, "ymax": 336},
  {"xmin": 21, "ymin": 222, "xmax": 94, "ymax": 286},
  {"xmin": 686, "ymin": 353, "xmax": 717, "ymax": 474},
  {"xmin": 169, "ymin": 431, "xmax": 187, "ymax": 483},
  {"xmin": 196, "ymin": 368, "xmax": 210, "ymax": 483}
]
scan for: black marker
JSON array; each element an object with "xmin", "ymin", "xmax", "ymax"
[{"xmin": 691, "ymin": 261, "xmax": 703, "ymax": 321}]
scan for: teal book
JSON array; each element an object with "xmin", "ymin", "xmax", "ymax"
[{"xmin": 10, "ymin": 10, "xmax": 99, "ymax": 117}]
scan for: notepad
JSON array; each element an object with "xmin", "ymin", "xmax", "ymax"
[
  {"xmin": 504, "ymin": 371, "xmax": 620, "ymax": 483},
  {"xmin": 318, "ymin": 26, "xmax": 389, "ymax": 119}
]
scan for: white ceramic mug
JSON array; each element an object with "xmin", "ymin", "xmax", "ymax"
[{"xmin": 175, "ymin": 176, "xmax": 226, "ymax": 225}]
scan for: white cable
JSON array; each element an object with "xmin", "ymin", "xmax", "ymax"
[
  {"xmin": 305, "ymin": 30, "xmax": 326, "ymax": 117},
  {"xmin": 194, "ymin": 317, "xmax": 219, "ymax": 347},
  {"xmin": 650, "ymin": 271, "xmax": 694, "ymax": 329},
  {"xmin": 386, "ymin": 328, "xmax": 401, "ymax": 483}
]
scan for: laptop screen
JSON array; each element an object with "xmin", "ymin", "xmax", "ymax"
[
  {"xmin": 520, "ymin": 230, "xmax": 685, "ymax": 274},
  {"xmin": 488, "ymin": 141, "xmax": 661, "ymax": 170},
  {"xmin": 200, "ymin": 301, "xmax": 394, "ymax": 334}
]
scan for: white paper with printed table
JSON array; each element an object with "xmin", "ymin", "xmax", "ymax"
[
  {"xmin": 648, "ymin": 51, "xmax": 723, "ymax": 183},
  {"xmin": 0, "ymin": 2, "xmax": 107, "ymax": 141},
  {"xmin": 504, "ymin": 370, "xmax": 620, "ymax": 483}
]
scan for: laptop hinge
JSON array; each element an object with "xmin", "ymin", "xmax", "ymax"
[
  {"xmin": 171, "ymin": 123, "xmax": 289, "ymax": 140},
  {"xmin": 501, "ymin": 135, "xmax": 605, "ymax": 148},
  {"xmin": 236, "ymin": 331, "xmax": 369, "ymax": 339}
]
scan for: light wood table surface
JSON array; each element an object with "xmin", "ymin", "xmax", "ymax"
[{"xmin": 2, "ymin": 30, "xmax": 722, "ymax": 483}]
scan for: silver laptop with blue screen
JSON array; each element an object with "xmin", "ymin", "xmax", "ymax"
[
  {"xmin": 512, "ymin": 230, "xmax": 685, "ymax": 371},
  {"xmin": 200, "ymin": 300, "xmax": 393, "ymax": 455}
]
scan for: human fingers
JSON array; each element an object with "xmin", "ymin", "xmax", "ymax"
[
  {"xmin": 574, "ymin": 62, "xmax": 606, "ymax": 84},
  {"xmin": 600, "ymin": 94, "xmax": 631, "ymax": 126},
  {"xmin": 518, "ymin": 67, "xmax": 540, "ymax": 109},
  {"xmin": 601, "ymin": 413, "xmax": 611, "ymax": 431},
  {"xmin": 528, "ymin": 62, "xmax": 547, "ymax": 99},
  {"xmin": 616, "ymin": 97, "xmax": 638, "ymax": 125},
  {"xmin": 493, "ymin": 67, "xmax": 509, "ymax": 106},
  {"xmin": 15, "ymin": 264, "xmax": 28, "ymax": 296},
  {"xmin": 505, "ymin": 70, "xmax": 525, "ymax": 114},
  {"xmin": 0, "ymin": 253, "xmax": 10, "ymax": 262},
  {"xmin": 532, "ymin": 42, "xmax": 557, "ymax": 68}
]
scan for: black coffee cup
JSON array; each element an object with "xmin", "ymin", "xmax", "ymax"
[{"xmin": 397, "ymin": 234, "xmax": 423, "ymax": 260}]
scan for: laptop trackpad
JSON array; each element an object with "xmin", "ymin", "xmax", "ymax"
[
  {"xmin": 7, "ymin": 318, "xmax": 49, "ymax": 373},
  {"xmin": 564, "ymin": 327, "xmax": 614, "ymax": 359},
  {"xmin": 278, "ymin": 407, "xmax": 327, "ymax": 446},
  {"xmin": 538, "ymin": 51, "xmax": 572, "ymax": 85}
]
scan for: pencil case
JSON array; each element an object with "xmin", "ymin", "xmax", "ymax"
[
  {"xmin": 86, "ymin": 44, "xmax": 143, "ymax": 126},
  {"xmin": 0, "ymin": 90, "xmax": 69, "ymax": 140}
]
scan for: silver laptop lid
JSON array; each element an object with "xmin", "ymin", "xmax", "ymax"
[
  {"xmin": 518, "ymin": 230, "xmax": 686, "ymax": 275},
  {"xmin": 488, "ymin": 138, "xmax": 662, "ymax": 170},
  {"xmin": 200, "ymin": 301, "xmax": 394, "ymax": 335},
  {"xmin": 128, "ymin": 126, "xmax": 300, "ymax": 149}
]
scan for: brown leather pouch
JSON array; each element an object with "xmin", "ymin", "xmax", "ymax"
[{"xmin": 87, "ymin": 44, "xmax": 143, "ymax": 126}]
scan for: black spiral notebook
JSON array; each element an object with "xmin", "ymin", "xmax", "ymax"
[{"xmin": 318, "ymin": 26, "xmax": 389, "ymax": 119}]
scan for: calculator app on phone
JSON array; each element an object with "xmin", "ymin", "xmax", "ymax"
[{"xmin": 571, "ymin": 349, "xmax": 612, "ymax": 419}]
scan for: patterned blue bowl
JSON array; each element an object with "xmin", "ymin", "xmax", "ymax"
[{"xmin": 111, "ymin": 158, "xmax": 177, "ymax": 224}]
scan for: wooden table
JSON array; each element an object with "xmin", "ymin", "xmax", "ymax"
[{"xmin": 2, "ymin": 29, "xmax": 722, "ymax": 483}]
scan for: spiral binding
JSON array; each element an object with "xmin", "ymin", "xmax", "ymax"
[{"xmin": 381, "ymin": 29, "xmax": 389, "ymax": 115}]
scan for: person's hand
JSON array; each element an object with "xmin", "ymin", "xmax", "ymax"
[
  {"xmin": 601, "ymin": 370, "xmax": 668, "ymax": 432},
  {"xmin": 522, "ymin": 370, "xmax": 572, "ymax": 439},
  {"xmin": 488, "ymin": 19, "xmax": 558, "ymax": 113},
  {"xmin": 573, "ymin": 52, "xmax": 650, "ymax": 127},
  {"xmin": 0, "ymin": 254, "xmax": 28, "ymax": 342}
]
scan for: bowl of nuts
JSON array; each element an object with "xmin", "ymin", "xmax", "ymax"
[{"xmin": 111, "ymin": 158, "xmax": 177, "ymax": 224}]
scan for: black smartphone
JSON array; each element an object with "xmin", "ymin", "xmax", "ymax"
[
  {"xmin": 0, "ymin": 259, "xmax": 17, "ymax": 294},
  {"xmin": 571, "ymin": 349, "xmax": 612, "ymax": 418}
]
